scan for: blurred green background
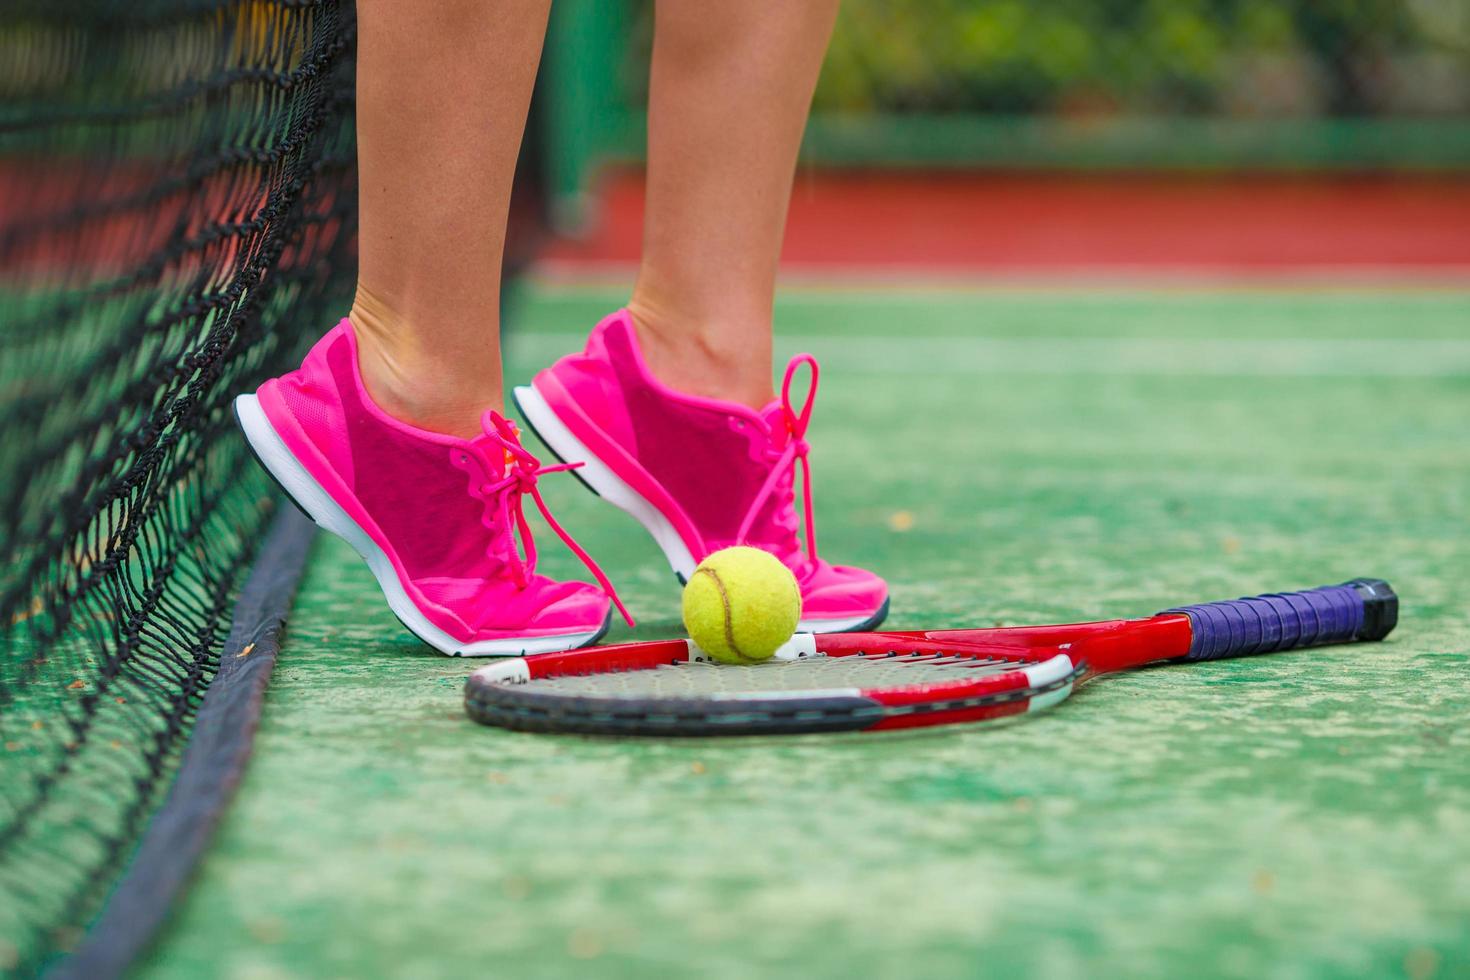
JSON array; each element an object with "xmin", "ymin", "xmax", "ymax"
[
  {"xmin": 539, "ymin": 0, "xmax": 1470, "ymax": 223},
  {"xmin": 812, "ymin": 0, "xmax": 1468, "ymax": 117}
]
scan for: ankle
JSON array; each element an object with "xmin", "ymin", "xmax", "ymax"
[
  {"xmin": 349, "ymin": 289, "xmax": 502, "ymax": 438},
  {"xmin": 625, "ymin": 297, "xmax": 775, "ymax": 409}
]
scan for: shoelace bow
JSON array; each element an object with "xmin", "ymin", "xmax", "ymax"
[
  {"xmin": 469, "ymin": 412, "xmax": 633, "ymax": 627},
  {"xmin": 735, "ymin": 354, "xmax": 819, "ymax": 563}
]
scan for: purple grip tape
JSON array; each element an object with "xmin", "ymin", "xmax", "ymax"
[{"xmin": 1163, "ymin": 581, "xmax": 1387, "ymax": 662}]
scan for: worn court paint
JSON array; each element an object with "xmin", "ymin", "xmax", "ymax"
[{"xmin": 140, "ymin": 286, "xmax": 1470, "ymax": 980}]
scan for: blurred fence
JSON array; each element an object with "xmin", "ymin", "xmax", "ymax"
[{"xmin": 540, "ymin": 0, "xmax": 1470, "ymax": 226}]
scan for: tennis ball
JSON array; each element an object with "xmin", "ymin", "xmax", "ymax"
[{"xmin": 682, "ymin": 546, "xmax": 801, "ymax": 664}]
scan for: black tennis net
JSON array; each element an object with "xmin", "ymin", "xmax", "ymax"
[{"xmin": 0, "ymin": 1, "xmax": 357, "ymax": 973}]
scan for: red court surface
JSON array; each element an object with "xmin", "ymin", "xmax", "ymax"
[{"xmin": 541, "ymin": 170, "xmax": 1470, "ymax": 282}]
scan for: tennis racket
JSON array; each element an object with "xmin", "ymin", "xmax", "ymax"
[{"xmin": 464, "ymin": 578, "xmax": 1396, "ymax": 737}]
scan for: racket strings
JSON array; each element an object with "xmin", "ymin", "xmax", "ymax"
[
  {"xmin": 521, "ymin": 649, "xmax": 1032, "ymax": 698},
  {"xmin": 853, "ymin": 651, "xmax": 1011, "ymax": 666}
]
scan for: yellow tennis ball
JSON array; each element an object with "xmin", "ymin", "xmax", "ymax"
[{"xmin": 682, "ymin": 546, "xmax": 801, "ymax": 664}]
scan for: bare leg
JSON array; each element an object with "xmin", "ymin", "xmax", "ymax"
[
  {"xmin": 629, "ymin": 0, "xmax": 840, "ymax": 409},
  {"xmin": 350, "ymin": 0, "xmax": 549, "ymax": 437}
]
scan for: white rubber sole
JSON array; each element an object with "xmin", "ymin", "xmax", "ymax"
[
  {"xmin": 513, "ymin": 385, "xmax": 883, "ymax": 634},
  {"xmin": 234, "ymin": 393, "xmax": 609, "ymax": 657}
]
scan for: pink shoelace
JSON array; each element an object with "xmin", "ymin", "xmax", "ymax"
[
  {"xmin": 469, "ymin": 412, "xmax": 634, "ymax": 627},
  {"xmin": 736, "ymin": 354, "xmax": 820, "ymax": 563}
]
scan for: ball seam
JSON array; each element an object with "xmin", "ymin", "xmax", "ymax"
[{"xmin": 692, "ymin": 566, "xmax": 759, "ymax": 664}]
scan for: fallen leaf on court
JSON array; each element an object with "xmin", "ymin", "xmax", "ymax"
[
  {"xmin": 568, "ymin": 928, "xmax": 604, "ymax": 959},
  {"xmin": 247, "ymin": 916, "xmax": 286, "ymax": 944},
  {"xmin": 1405, "ymin": 947, "xmax": 1440, "ymax": 980}
]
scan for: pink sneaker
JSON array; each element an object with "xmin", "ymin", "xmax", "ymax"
[
  {"xmin": 514, "ymin": 310, "xmax": 888, "ymax": 633},
  {"xmin": 233, "ymin": 319, "xmax": 630, "ymax": 656}
]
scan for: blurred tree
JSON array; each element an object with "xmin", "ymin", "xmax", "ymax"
[{"xmin": 775, "ymin": 0, "xmax": 1468, "ymax": 118}]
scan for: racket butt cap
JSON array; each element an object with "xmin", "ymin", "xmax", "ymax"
[{"xmin": 1345, "ymin": 578, "xmax": 1398, "ymax": 641}]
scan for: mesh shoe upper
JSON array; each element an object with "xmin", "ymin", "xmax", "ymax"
[
  {"xmin": 530, "ymin": 310, "xmax": 887, "ymax": 626},
  {"xmin": 255, "ymin": 320, "xmax": 625, "ymax": 642}
]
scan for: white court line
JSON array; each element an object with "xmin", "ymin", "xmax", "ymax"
[{"xmin": 509, "ymin": 335, "xmax": 1470, "ymax": 377}]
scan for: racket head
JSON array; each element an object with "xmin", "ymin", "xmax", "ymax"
[
  {"xmin": 464, "ymin": 577, "xmax": 1397, "ymax": 738},
  {"xmin": 464, "ymin": 632, "xmax": 1086, "ymax": 737}
]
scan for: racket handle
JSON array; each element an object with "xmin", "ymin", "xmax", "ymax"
[{"xmin": 1163, "ymin": 578, "xmax": 1397, "ymax": 662}]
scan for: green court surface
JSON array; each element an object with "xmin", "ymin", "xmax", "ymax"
[{"xmin": 141, "ymin": 285, "xmax": 1469, "ymax": 979}]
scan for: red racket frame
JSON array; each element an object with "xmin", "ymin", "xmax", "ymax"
[
  {"xmin": 472, "ymin": 615, "xmax": 1190, "ymax": 733},
  {"xmin": 466, "ymin": 579, "xmax": 1395, "ymax": 736}
]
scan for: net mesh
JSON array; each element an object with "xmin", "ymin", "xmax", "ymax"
[
  {"xmin": 522, "ymin": 653, "xmax": 1031, "ymax": 698},
  {"xmin": 0, "ymin": 1, "xmax": 356, "ymax": 972}
]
